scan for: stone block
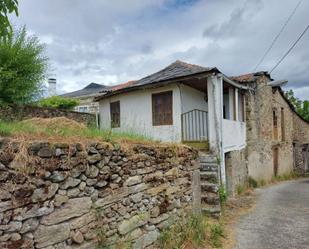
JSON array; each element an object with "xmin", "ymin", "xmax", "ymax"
[
  {"xmin": 118, "ymin": 212, "xmax": 150, "ymax": 235},
  {"xmin": 41, "ymin": 197, "xmax": 92, "ymax": 225},
  {"xmin": 34, "ymin": 223, "xmax": 70, "ymax": 248}
]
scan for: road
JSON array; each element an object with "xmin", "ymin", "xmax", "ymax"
[{"xmin": 233, "ymin": 178, "xmax": 309, "ymax": 249}]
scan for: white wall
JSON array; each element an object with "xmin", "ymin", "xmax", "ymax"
[
  {"xmin": 222, "ymin": 119, "xmax": 246, "ymax": 152},
  {"xmin": 99, "ymin": 84, "xmax": 182, "ymax": 142},
  {"xmin": 180, "ymin": 84, "xmax": 208, "ymax": 113}
]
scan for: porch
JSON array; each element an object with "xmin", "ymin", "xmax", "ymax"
[{"xmin": 179, "ymin": 76, "xmax": 246, "ymax": 152}]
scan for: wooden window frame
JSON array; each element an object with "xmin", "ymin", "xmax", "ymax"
[
  {"xmin": 110, "ymin": 101, "xmax": 120, "ymax": 128},
  {"xmin": 152, "ymin": 91, "xmax": 173, "ymax": 126}
]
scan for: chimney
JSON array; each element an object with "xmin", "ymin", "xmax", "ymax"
[{"xmin": 48, "ymin": 78, "xmax": 57, "ymax": 97}]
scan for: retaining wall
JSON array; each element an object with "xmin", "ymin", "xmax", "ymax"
[{"xmin": 0, "ymin": 138, "xmax": 198, "ymax": 249}]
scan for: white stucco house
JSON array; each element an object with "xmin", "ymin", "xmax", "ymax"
[{"xmin": 95, "ymin": 60, "xmax": 249, "ymax": 185}]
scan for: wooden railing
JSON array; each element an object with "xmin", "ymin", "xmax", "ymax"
[{"xmin": 181, "ymin": 109, "xmax": 208, "ymax": 142}]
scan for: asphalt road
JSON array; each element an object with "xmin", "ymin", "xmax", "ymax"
[{"xmin": 233, "ymin": 178, "xmax": 309, "ymax": 249}]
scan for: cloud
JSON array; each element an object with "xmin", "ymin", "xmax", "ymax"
[{"xmin": 12, "ymin": 0, "xmax": 309, "ymax": 100}]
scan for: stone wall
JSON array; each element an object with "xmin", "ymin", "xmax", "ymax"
[
  {"xmin": 292, "ymin": 109, "xmax": 309, "ymax": 174},
  {"xmin": 224, "ymin": 148, "xmax": 247, "ymax": 196},
  {"xmin": 0, "ymin": 104, "xmax": 96, "ymax": 126},
  {"xmin": 245, "ymin": 77, "xmax": 295, "ymax": 181},
  {"xmin": 245, "ymin": 76, "xmax": 309, "ymax": 180},
  {"xmin": 73, "ymin": 96, "xmax": 99, "ymax": 114},
  {"xmin": 0, "ymin": 138, "xmax": 198, "ymax": 249}
]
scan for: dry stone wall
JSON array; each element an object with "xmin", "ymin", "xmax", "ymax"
[{"xmin": 0, "ymin": 138, "xmax": 198, "ymax": 249}]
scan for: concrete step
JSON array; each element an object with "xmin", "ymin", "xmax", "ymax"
[
  {"xmin": 200, "ymin": 171, "xmax": 218, "ymax": 183},
  {"xmin": 200, "ymin": 163, "xmax": 218, "ymax": 172},
  {"xmin": 202, "ymin": 204, "xmax": 221, "ymax": 218},
  {"xmin": 199, "ymin": 155, "xmax": 217, "ymax": 163},
  {"xmin": 201, "ymin": 193, "xmax": 220, "ymax": 205},
  {"xmin": 201, "ymin": 182, "xmax": 219, "ymax": 193}
]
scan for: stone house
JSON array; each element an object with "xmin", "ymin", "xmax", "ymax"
[{"xmin": 231, "ymin": 72, "xmax": 309, "ymax": 182}]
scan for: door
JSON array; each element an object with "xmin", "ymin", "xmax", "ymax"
[{"xmin": 273, "ymin": 147, "xmax": 279, "ymax": 176}]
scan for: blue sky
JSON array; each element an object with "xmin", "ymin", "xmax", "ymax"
[{"xmin": 12, "ymin": 0, "xmax": 309, "ymax": 100}]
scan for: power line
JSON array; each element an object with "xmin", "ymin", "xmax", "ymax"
[
  {"xmin": 253, "ymin": 0, "xmax": 302, "ymax": 71},
  {"xmin": 270, "ymin": 23, "xmax": 309, "ymax": 73}
]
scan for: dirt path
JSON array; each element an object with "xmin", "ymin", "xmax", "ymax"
[{"xmin": 232, "ymin": 178, "xmax": 309, "ymax": 249}]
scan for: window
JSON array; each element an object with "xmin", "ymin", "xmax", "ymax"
[
  {"xmin": 110, "ymin": 101, "xmax": 120, "ymax": 128},
  {"xmin": 273, "ymin": 109, "xmax": 278, "ymax": 128},
  {"xmin": 78, "ymin": 106, "xmax": 89, "ymax": 113},
  {"xmin": 273, "ymin": 109, "xmax": 278, "ymax": 140},
  {"xmin": 281, "ymin": 108, "xmax": 285, "ymax": 141},
  {"xmin": 152, "ymin": 91, "xmax": 173, "ymax": 126}
]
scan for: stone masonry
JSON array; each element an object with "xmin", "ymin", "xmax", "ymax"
[{"xmin": 0, "ymin": 138, "xmax": 198, "ymax": 249}]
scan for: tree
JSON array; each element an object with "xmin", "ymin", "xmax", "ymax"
[
  {"xmin": 0, "ymin": 27, "xmax": 48, "ymax": 104},
  {"xmin": 38, "ymin": 96, "xmax": 80, "ymax": 110},
  {"xmin": 285, "ymin": 89, "xmax": 309, "ymax": 121},
  {"xmin": 0, "ymin": 0, "xmax": 19, "ymax": 38}
]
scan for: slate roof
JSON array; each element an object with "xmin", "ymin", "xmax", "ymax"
[
  {"xmin": 60, "ymin": 83, "xmax": 107, "ymax": 98},
  {"xmin": 133, "ymin": 60, "xmax": 216, "ymax": 87},
  {"xmin": 95, "ymin": 60, "xmax": 218, "ymax": 101}
]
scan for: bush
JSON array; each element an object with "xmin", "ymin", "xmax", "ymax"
[
  {"xmin": 0, "ymin": 27, "xmax": 48, "ymax": 104},
  {"xmin": 248, "ymin": 177, "xmax": 258, "ymax": 188},
  {"xmin": 38, "ymin": 96, "xmax": 79, "ymax": 110}
]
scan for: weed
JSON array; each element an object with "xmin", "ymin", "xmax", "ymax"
[
  {"xmin": 272, "ymin": 171, "xmax": 299, "ymax": 182},
  {"xmin": 219, "ymin": 184, "xmax": 227, "ymax": 204},
  {"xmin": 258, "ymin": 179, "xmax": 266, "ymax": 187},
  {"xmin": 248, "ymin": 177, "xmax": 258, "ymax": 188},
  {"xmin": 210, "ymin": 223, "xmax": 224, "ymax": 248},
  {"xmin": 236, "ymin": 185, "xmax": 245, "ymax": 195},
  {"xmin": 158, "ymin": 213, "xmax": 208, "ymax": 249}
]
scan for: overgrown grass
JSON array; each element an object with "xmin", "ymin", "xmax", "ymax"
[
  {"xmin": 0, "ymin": 119, "xmax": 152, "ymax": 144},
  {"xmin": 158, "ymin": 214, "xmax": 225, "ymax": 249},
  {"xmin": 248, "ymin": 171, "xmax": 299, "ymax": 189}
]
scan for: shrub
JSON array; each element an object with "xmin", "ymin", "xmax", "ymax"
[
  {"xmin": 0, "ymin": 27, "xmax": 48, "ymax": 104},
  {"xmin": 248, "ymin": 177, "xmax": 258, "ymax": 188},
  {"xmin": 38, "ymin": 96, "xmax": 79, "ymax": 110}
]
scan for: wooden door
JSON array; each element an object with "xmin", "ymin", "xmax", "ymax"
[{"xmin": 273, "ymin": 147, "xmax": 279, "ymax": 176}]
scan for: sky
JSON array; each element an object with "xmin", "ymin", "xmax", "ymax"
[{"xmin": 12, "ymin": 0, "xmax": 309, "ymax": 100}]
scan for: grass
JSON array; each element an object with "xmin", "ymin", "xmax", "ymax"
[
  {"xmin": 158, "ymin": 213, "xmax": 225, "ymax": 249},
  {"xmin": 248, "ymin": 171, "xmax": 299, "ymax": 190},
  {"xmin": 236, "ymin": 185, "xmax": 245, "ymax": 195},
  {"xmin": 0, "ymin": 119, "xmax": 152, "ymax": 144}
]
